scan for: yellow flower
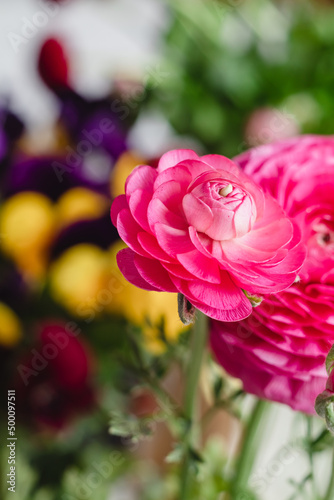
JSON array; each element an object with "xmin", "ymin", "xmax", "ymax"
[
  {"xmin": 108, "ymin": 241, "xmax": 188, "ymax": 354},
  {"xmin": 0, "ymin": 192, "xmax": 55, "ymax": 281},
  {"xmin": 0, "ymin": 302, "xmax": 22, "ymax": 348},
  {"xmin": 110, "ymin": 151, "xmax": 146, "ymax": 198},
  {"xmin": 56, "ymin": 188, "xmax": 109, "ymax": 229},
  {"xmin": 49, "ymin": 244, "xmax": 112, "ymax": 320}
]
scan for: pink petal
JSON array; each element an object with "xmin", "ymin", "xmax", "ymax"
[
  {"xmin": 233, "ymin": 196, "xmax": 254, "ymax": 236},
  {"xmin": 161, "ymin": 261, "xmax": 195, "ymax": 280},
  {"xmin": 188, "ymin": 169, "xmax": 242, "ymax": 193},
  {"xmin": 111, "ymin": 194, "xmax": 127, "ymax": 227},
  {"xmin": 171, "ymin": 270, "xmax": 250, "ymax": 311},
  {"xmin": 116, "ymin": 208, "xmax": 150, "ymax": 258},
  {"xmin": 236, "ymin": 278, "xmax": 280, "ymax": 296},
  {"xmin": 287, "ymin": 220, "xmax": 303, "ymax": 249},
  {"xmin": 260, "ymin": 248, "xmax": 288, "ymax": 267},
  {"xmin": 177, "ymin": 249, "xmax": 221, "ymax": 284},
  {"xmin": 239, "ymin": 271, "xmax": 296, "ymax": 295},
  {"xmin": 187, "ymin": 272, "xmax": 247, "ymax": 310},
  {"xmin": 235, "ymin": 243, "xmax": 305, "ymax": 295},
  {"xmin": 125, "ymin": 164, "xmax": 157, "ymax": 200},
  {"xmin": 157, "ymin": 149, "xmax": 199, "ymax": 172},
  {"xmin": 221, "ymin": 240, "xmax": 276, "ymax": 264},
  {"xmin": 137, "ymin": 232, "xmax": 172, "ymax": 263},
  {"xmin": 148, "ymin": 198, "xmax": 187, "ymax": 231},
  {"xmin": 237, "ymin": 218, "xmax": 293, "ymax": 252},
  {"xmin": 134, "ymin": 254, "xmax": 178, "ymax": 293},
  {"xmin": 129, "ymin": 189, "xmax": 152, "ymax": 232},
  {"xmin": 189, "ymin": 227, "xmax": 214, "ymax": 258},
  {"xmin": 260, "ymin": 242, "xmax": 305, "ymax": 276},
  {"xmin": 117, "ymin": 248, "xmax": 160, "ymax": 291},
  {"xmin": 208, "ymin": 207, "xmax": 236, "ymax": 240},
  {"xmin": 154, "ymin": 165, "xmax": 192, "ymax": 190},
  {"xmin": 152, "ymin": 180, "xmax": 185, "ymax": 218},
  {"xmin": 189, "ymin": 229, "xmax": 260, "ymax": 284},
  {"xmin": 154, "ymin": 223, "xmax": 194, "ymax": 257},
  {"xmin": 253, "ymin": 193, "xmax": 286, "ymax": 230},
  {"xmin": 201, "ymin": 154, "xmax": 242, "ymax": 176},
  {"xmin": 191, "ymin": 296, "xmax": 252, "ymax": 322},
  {"xmin": 210, "ymin": 323, "xmax": 325, "ymax": 413},
  {"xmin": 170, "ymin": 273, "xmax": 252, "ymax": 321},
  {"xmin": 176, "ymin": 159, "xmax": 216, "ymax": 180},
  {"xmin": 182, "ymin": 193, "xmax": 213, "ymax": 232}
]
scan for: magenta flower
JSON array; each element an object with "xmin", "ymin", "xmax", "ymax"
[
  {"xmin": 111, "ymin": 149, "xmax": 305, "ymax": 322},
  {"xmin": 211, "ymin": 136, "xmax": 334, "ymax": 413}
]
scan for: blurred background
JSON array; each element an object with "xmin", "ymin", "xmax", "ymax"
[{"xmin": 1, "ymin": 0, "xmax": 334, "ymax": 499}]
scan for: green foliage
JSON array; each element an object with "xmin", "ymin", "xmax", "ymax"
[{"xmin": 146, "ymin": 0, "xmax": 334, "ymax": 157}]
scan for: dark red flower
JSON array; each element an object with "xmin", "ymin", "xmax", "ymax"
[
  {"xmin": 38, "ymin": 38, "xmax": 70, "ymax": 91},
  {"xmin": 15, "ymin": 322, "xmax": 95, "ymax": 430}
]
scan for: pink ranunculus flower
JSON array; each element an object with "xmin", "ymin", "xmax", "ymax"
[
  {"xmin": 211, "ymin": 136, "xmax": 334, "ymax": 413},
  {"xmin": 111, "ymin": 149, "xmax": 305, "ymax": 322}
]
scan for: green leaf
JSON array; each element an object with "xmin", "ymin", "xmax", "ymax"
[
  {"xmin": 213, "ymin": 376, "xmax": 224, "ymax": 402},
  {"xmin": 109, "ymin": 411, "xmax": 153, "ymax": 440},
  {"xmin": 189, "ymin": 447, "xmax": 204, "ymax": 464},
  {"xmin": 165, "ymin": 444, "xmax": 185, "ymax": 464}
]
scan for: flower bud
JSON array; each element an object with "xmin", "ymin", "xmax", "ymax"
[
  {"xmin": 177, "ymin": 293, "xmax": 195, "ymax": 325},
  {"xmin": 315, "ymin": 345, "xmax": 334, "ymax": 433}
]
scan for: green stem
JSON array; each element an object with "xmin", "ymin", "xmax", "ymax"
[
  {"xmin": 324, "ymin": 445, "xmax": 334, "ymax": 500},
  {"xmin": 232, "ymin": 399, "xmax": 270, "ymax": 498},
  {"xmin": 306, "ymin": 416, "xmax": 317, "ymax": 500},
  {"xmin": 179, "ymin": 310, "xmax": 208, "ymax": 499}
]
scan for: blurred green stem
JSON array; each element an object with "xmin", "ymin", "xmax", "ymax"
[
  {"xmin": 306, "ymin": 416, "xmax": 317, "ymax": 499},
  {"xmin": 231, "ymin": 399, "xmax": 270, "ymax": 499},
  {"xmin": 324, "ymin": 445, "xmax": 334, "ymax": 500},
  {"xmin": 179, "ymin": 310, "xmax": 208, "ymax": 499}
]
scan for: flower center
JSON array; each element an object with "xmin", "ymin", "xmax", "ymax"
[
  {"xmin": 219, "ymin": 184, "xmax": 233, "ymax": 197},
  {"xmin": 313, "ymin": 220, "xmax": 334, "ymax": 248},
  {"xmin": 318, "ymin": 231, "xmax": 334, "ymax": 246}
]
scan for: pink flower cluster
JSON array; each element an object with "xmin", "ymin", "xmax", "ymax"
[{"xmin": 211, "ymin": 136, "xmax": 334, "ymax": 413}]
